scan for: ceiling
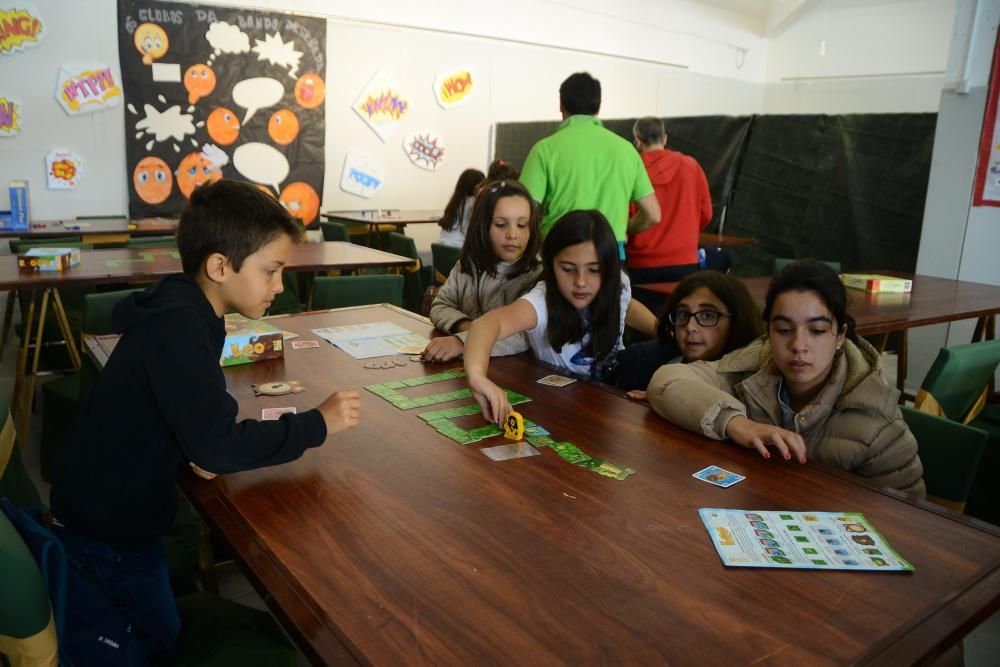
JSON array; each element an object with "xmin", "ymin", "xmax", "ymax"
[{"xmin": 694, "ymin": 0, "xmax": 778, "ymax": 21}]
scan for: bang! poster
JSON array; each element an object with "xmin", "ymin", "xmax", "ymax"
[{"xmin": 117, "ymin": 0, "xmax": 326, "ymax": 225}]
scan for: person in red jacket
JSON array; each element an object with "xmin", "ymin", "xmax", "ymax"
[{"xmin": 626, "ymin": 116, "xmax": 712, "ymax": 289}]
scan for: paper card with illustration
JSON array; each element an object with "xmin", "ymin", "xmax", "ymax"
[
  {"xmin": 433, "ymin": 68, "xmax": 474, "ymax": 109},
  {"xmin": 693, "ymin": 465, "xmax": 745, "ymax": 488},
  {"xmin": 352, "ymin": 70, "xmax": 409, "ymax": 142},
  {"xmin": 537, "ymin": 374, "xmax": 576, "ymax": 387},
  {"xmin": 261, "ymin": 406, "xmax": 296, "ymax": 420},
  {"xmin": 46, "ymin": 150, "xmax": 83, "ymax": 189},
  {"xmin": 699, "ymin": 509, "xmax": 914, "ymax": 572},
  {"xmin": 340, "ymin": 149, "xmax": 385, "ymax": 198}
]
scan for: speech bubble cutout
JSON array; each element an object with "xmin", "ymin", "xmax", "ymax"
[
  {"xmin": 135, "ymin": 104, "xmax": 195, "ymax": 142},
  {"xmin": 340, "ymin": 150, "xmax": 384, "ymax": 198},
  {"xmin": 252, "ymin": 32, "xmax": 303, "ymax": 79},
  {"xmin": 232, "ymin": 77, "xmax": 284, "ymax": 125},
  {"xmin": 233, "ymin": 142, "xmax": 289, "ymax": 192},
  {"xmin": 205, "ymin": 21, "xmax": 250, "ymax": 55},
  {"xmin": 433, "ymin": 69, "xmax": 474, "ymax": 109}
]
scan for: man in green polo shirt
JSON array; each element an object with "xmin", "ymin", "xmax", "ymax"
[{"xmin": 520, "ymin": 72, "xmax": 661, "ymax": 259}]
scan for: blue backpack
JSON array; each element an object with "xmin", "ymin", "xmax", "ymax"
[{"xmin": 0, "ymin": 498, "xmax": 143, "ymax": 666}]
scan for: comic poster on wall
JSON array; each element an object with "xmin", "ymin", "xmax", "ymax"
[
  {"xmin": 117, "ymin": 1, "xmax": 326, "ymax": 224},
  {"xmin": 974, "ymin": 32, "xmax": 1000, "ymax": 207}
]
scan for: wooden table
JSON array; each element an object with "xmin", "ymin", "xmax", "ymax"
[
  {"xmin": 0, "ymin": 217, "xmax": 179, "ymax": 243},
  {"xmin": 323, "ymin": 210, "xmax": 442, "ymax": 247},
  {"xmin": 698, "ymin": 232, "xmax": 757, "ymax": 248},
  {"xmin": 634, "ymin": 273, "xmax": 1000, "ymax": 397},
  {"xmin": 4, "ymin": 243, "xmax": 415, "ymax": 443},
  {"xmin": 130, "ymin": 304, "xmax": 1000, "ymax": 666}
]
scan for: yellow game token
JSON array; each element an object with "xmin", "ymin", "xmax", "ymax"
[{"xmin": 503, "ymin": 411, "xmax": 524, "ymax": 441}]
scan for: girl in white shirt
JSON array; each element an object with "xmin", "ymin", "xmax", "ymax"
[
  {"xmin": 438, "ymin": 168, "xmax": 485, "ymax": 247},
  {"xmin": 464, "ymin": 210, "xmax": 657, "ymax": 423}
]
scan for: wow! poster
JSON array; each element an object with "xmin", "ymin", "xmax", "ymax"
[{"xmin": 117, "ymin": 1, "xmax": 326, "ymax": 224}]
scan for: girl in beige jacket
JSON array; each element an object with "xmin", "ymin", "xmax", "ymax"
[
  {"xmin": 426, "ymin": 180, "xmax": 543, "ymax": 361},
  {"xmin": 648, "ymin": 260, "xmax": 925, "ymax": 496}
]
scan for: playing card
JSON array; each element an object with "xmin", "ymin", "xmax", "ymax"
[
  {"xmin": 291, "ymin": 340, "xmax": 321, "ymax": 349},
  {"xmin": 693, "ymin": 465, "xmax": 745, "ymax": 488},
  {"xmin": 398, "ymin": 343, "xmax": 426, "ymax": 354},
  {"xmin": 281, "ymin": 330, "xmax": 300, "ymax": 340},
  {"xmin": 537, "ymin": 374, "xmax": 576, "ymax": 387},
  {"xmin": 481, "ymin": 442, "xmax": 540, "ymax": 461},
  {"xmin": 262, "ymin": 407, "xmax": 297, "ymax": 421}
]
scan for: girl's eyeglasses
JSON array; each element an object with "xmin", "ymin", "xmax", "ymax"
[{"xmin": 668, "ymin": 309, "xmax": 733, "ymax": 327}]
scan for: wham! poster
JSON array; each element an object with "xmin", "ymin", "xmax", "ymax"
[{"xmin": 117, "ymin": 1, "xmax": 326, "ymax": 224}]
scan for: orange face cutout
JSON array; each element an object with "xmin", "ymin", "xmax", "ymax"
[
  {"xmin": 279, "ymin": 182, "xmax": 319, "ymax": 225},
  {"xmin": 176, "ymin": 152, "xmax": 222, "ymax": 199},
  {"xmin": 184, "ymin": 64, "xmax": 216, "ymax": 104},
  {"xmin": 134, "ymin": 23, "xmax": 169, "ymax": 66},
  {"xmin": 268, "ymin": 109, "xmax": 300, "ymax": 145},
  {"xmin": 206, "ymin": 107, "xmax": 240, "ymax": 145},
  {"xmin": 133, "ymin": 156, "xmax": 173, "ymax": 205},
  {"xmin": 294, "ymin": 73, "xmax": 325, "ymax": 109}
]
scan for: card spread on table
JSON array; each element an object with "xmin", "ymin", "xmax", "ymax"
[
  {"xmin": 291, "ymin": 340, "xmax": 321, "ymax": 349},
  {"xmin": 537, "ymin": 374, "xmax": 576, "ymax": 387},
  {"xmin": 262, "ymin": 407, "xmax": 297, "ymax": 420},
  {"xmin": 693, "ymin": 465, "xmax": 745, "ymax": 488},
  {"xmin": 397, "ymin": 343, "xmax": 427, "ymax": 354},
  {"xmin": 481, "ymin": 442, "xmax": 540, "ymax": 462}
]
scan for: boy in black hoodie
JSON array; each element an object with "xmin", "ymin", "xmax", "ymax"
[{"xmin": 50, "ymin": 180, "xmax": 361, "ymax": 661}]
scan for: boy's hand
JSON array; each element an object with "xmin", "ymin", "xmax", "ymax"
[
  {"xmin": 468, "ymin": 373, "xmax": 511, "ymax": 425},
  {"xmin": 189, "ymin": 462, "xmax": 218, "ymax": 480},
  {"xmin": 318, "ymin": 389, "xmax": 361, "ymax": 435},
  {"xmin": 423, "ymin": 335, "xmax": 464, "ymax": 362},
  {"xmin": 725, "ymin": 416, "xmax": 807, "ymax": 463}
]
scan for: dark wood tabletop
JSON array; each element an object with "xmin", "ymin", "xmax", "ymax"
[
  {"xmin": 161, "ymin": 304, "xmax": 1000, "ymax": 666},
  {"xmin": 323, "ymin": 209, "xmax": 442, "ymax": 225},
  {"xmin": 636, "ymin": 273, "xmax": 1000, "ymax": 336},
  {"xmin": 0, "ymin": 217, "xmax": 179, "ymax": 238},
  {"xmin": 0, "ymin": 242, "xmax": 415, "ymax": 290},
  {"xmin": 698, "ymin": 232, "xmax": 757, "ymax": 248}
]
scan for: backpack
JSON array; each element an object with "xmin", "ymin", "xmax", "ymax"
[{"xmin": 0, "ymin": 499, "xmax": 143, "ymax": 666}]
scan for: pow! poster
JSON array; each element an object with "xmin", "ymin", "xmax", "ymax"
[
  {"xmin": 117, "ymin": 1, "xmax": 326, "ymax": 224},
  {"xmin": 0, "ymin": 6, "xmax": 45, "ymax": 55}
]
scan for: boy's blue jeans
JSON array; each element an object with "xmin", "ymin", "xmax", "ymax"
[{"xmin": 54, "ymin": 526, "xmax": 181, "ymax": 660}]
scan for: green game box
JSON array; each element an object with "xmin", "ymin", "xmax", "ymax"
[{"xmin": 221, "ymin": 314, "xmax": 284, "ymax": 367}]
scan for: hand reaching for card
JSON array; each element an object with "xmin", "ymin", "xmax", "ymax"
[
  {"xmin": 725, "ymin": 416, "xmax": 807, "ymax": 463},
  {"xmin": 468, "ymin": 373, "xmax": 511, "ymax": 425},
  {"xmin": 318, "ymin": 389, "xmax": 362, "ymax": 435},
  {"xmin": 422, "ymin": 335, "xmax": 464, "ymax": 362}
]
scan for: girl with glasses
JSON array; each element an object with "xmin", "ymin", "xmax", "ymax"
[
  {"xmin": 647, "ymin": 259, "xmax": 924, "ymax": 496},
  {"xmin": 614, "ymin": 271, "xmax": 762, "ymax": 396}
]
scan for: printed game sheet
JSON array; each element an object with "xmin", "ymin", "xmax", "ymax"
[
  {"xmin": 699, "ymin": 509, "xmax": 913, "ymax": 571},
  {"xmin": 312, "ymin": 321, "xmax": 429, "ymax": 359}
]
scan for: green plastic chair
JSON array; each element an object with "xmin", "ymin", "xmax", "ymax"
[
  {"xmin": 387, "ymin": 232, "xmax": 431, "ymax": 313},
  {"xmin": 125, "ymin": 237, "xmax": 176, "ymax": 248},
  {"xmin": 320, "ymin": 221, "xmax": 350, "ymax": 242},
  {"xmin": 0, "ymin": 510, "xmax": 58, "ymax": 666},
  {"xmin": 41, "ymin": 288, "xmax": 142, "ymax": 481},
  {"xmin": 773, "ymin": 258, "xmax": 842, "ymax": 275},
  {"xmin": 901, "ymin": 406, "xmax": 987, "ymax": 513},
  {"xmin": 914, "ymin": 339, "xmax": 1000, "ymax": 424},
  {"xmin": 312, "ymin": 274, "xmax": 404, "ymax": 309},
  {"xmin": 0, "ymin": 397, "xmax": 42, "ymax": 509},
  {"xmin": 431, "ymin": 242, "xmax": 462, "ymax": 284}
]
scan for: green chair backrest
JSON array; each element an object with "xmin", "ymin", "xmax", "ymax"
[
  {"xmin": 312, "ymin": 274, "xmax": 404, "ymax": 309},
  {"xmin": 0, "ymin": 511, "xmax": 57, "ymax": 664},
  {"xmin": 431, "ymin": 243, "xmax": 462, "ymax": 283},
  {"xmin": 83, "ymin": 288, "xmax": 142, "ymax": 336},
  {"xmin": 320, "ymin": 221, "xmax": 350, "ymax": 242},
  {"xmin": 773, "ymin": 258, "xmax": 841, "ymax": 275},
  {"xmin": 901, "ymin": 406, "xmax": 987, "ymax": 512},
  {"xmin": 387, "ymin": 232, "xmax": 419, "ymax": 262},
  {"xmin": 9, "ymin": 236, "xmax": 81, "ymax": 253},
  {"xmin": 125, "ymin": 237, "xmax": 176, "ymax": 248},
  {"xmin": 917, "ymin": 339, "xmax": 1000, "ymax": 423}
]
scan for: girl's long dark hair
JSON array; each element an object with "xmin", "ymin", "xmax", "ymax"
[
  {"xmin": 763, "ymin": 258, "xmax": 858, "ymax": 343},
  {"xmin": 459, "ymin": 180, "xmax": 540, "ymax": 278},
  {"xmin": 439, "ymin": 168, "xmax": 484, "ymax": 232},
  {"xmin": 542, "ymin": 210, "xmax": 622, "ymax": 364},
  {"xmin": 657, "ymin": 270, "xmax": 763, "ymax": 354}
]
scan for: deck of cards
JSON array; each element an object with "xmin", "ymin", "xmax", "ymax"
[
  {"xmin": 693, "ymin": 465, "xmax": 745, "ymax": 488},
  {"xmin": 537, "ymin": 374, "xmax": 576, "ymax": 387}
]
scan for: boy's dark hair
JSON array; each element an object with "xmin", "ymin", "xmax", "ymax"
[
  {"xmin": 633, "ymin": 116, "xmax": 665, "ymax": 146},
  {"xmin": 460, "ymin": 180, "xmax": 541, "ymax": 278},
  {"xmin": 763, "ymin": 258, "xmax": 858, "ymax": 343},
  {"xmin": 657, "ymin": 271, "xmax": 763, "ymax": 355},
  {"xmin": 559, "ymin": 72, "xmax": 601, "ymax": 116},
  {"xmin": 486, "ymin": 159, "xmax": 519, "ymax": 182},
  {"xmin": 542, "ymin": 210, "xmax": 621, "ymax": 364},
  {"xmin": 177, "ymin": 180, "xmax": 303, "ymax": 277},
  {"xmin": 440, "ymin": 168, "xmax": 485, "ymax": 232}
]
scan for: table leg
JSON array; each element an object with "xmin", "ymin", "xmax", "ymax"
[
  {"xmin": 896, "ymin": 329, "xmax": 909, "ymax": 404},
  {"xmin": 17, "ymin": 290, "xmax": 49, "ymax": 445},
  {"xmin": 50, "ymin": 289, "xmax": 81, "ymax": 369},
  {"xmin": 0, "ymin": 289, "xmax": 16, "ymax": 360},
  {"xmin": 11, "ymin": 290, "xmax": 37, "ymax": 428}
]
